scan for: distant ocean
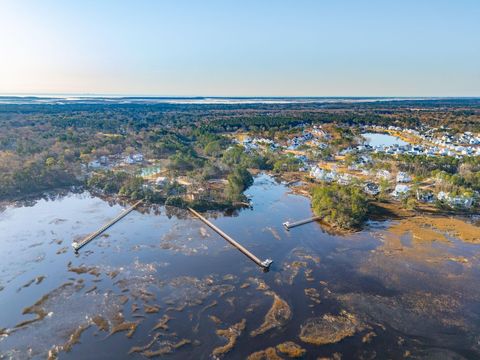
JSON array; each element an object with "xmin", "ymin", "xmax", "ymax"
[{"xmin": 0, "ymin": 96, "xmax": 450, "ymax": 105}]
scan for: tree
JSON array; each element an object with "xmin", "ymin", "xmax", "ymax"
[
  {"xmin": 222, "ymin": 145, "xmax": 245, "ymax": 166},
  {"xmin": 344, "ymin": 153, "xmax": 359, "ymax": 167},
  {"xmin": 119, "ymin": 176, "xmax": 146, "ymax": 200},
  {"xmin": 168, "ymin": 150, "xmax": 203, "ymax": 172},
  {"xmin": 204, "ymin": 140, "xmax": 223, "ymax": 157},
  {"xmin": 311, "ymin": 183, "xmax": 369, "ymax": 229},
  {"xmin": 45, "ymin": 157, "xmax": 56, "ymax": 168},
  {"xmin": 200, "ymin": 162, "xmax": 223, "ymax": 180},
  {"xmin": 80, "ymin": 153, "xmax": 91, "ymax": 165},
  {"xmin": 378, "ymin": 178, "xmax": 390, "ymax": 201},
  {"xmin": 225, "ymin": 167, "xmax": 253, "ymax": 201},
  {"xmin": 273, "ymin": 154, "xmax": 301, "ymax": 172}
]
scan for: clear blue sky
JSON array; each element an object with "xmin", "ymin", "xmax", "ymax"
[{"xmin": 1, "ymin": 0, "xmax": 479, "ymax": 96}]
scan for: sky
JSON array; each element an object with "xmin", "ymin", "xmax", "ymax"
[{"xmin": 0, "ymin": 0, "xmax": 479, "ymax": 97}]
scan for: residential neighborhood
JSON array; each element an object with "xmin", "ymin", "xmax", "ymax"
[{"xmin": 79, "ymin": 122, "xmax": 479, "ymax": 211}]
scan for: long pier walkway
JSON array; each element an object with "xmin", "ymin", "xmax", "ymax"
[
  {"xmin": 188, "ymin": 207, "xmax": 273, "ymax": 270},
  {"xmin": 283, "ymin": 216, "xmax": 322, "ymax": 230},
  {"xmin": 72, "ymin": 199, "xmax": 144, "ymax": 251}
]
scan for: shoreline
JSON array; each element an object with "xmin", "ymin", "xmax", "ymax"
[{"xmin": 1, "ymin": 174, "xmax": 478, "ymax": 232}]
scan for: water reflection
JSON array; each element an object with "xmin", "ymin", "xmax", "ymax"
[{"xmin": 362, "ymin": 132, "xmax": 407, "ymax": 147}]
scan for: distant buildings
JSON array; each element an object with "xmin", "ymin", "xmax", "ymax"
[
  {"xmin": 287, "ymin": 131, "xmax": 313, "ymax": 150},
  {"xmin": 88, "ymin": 155, "xmax": 110, "ymax": 169},
  {"xmin": 124, "ymin": 153, "xmax": 144, "ymax": 164},
  {"xmin": 361, "ymin": 126, "xmax": 480, "ymax": 158},
  {"xmin": 88, "ymin": 159, "xmax": 102, "ymax": 169},
  {"xmin": 240, "ymin": 137, "xmax": 278, "ymax": 152},
  {"xmin": 312, "ymin": 125, "xmax": 330, "ymax": 139}
]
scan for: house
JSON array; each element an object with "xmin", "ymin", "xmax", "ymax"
[
  {"xmin": 99, "ymin": 156, "xmax": 109, "ymax": 165},
  {"xmin": 310, "ymin": 166, "xmax": 336, "ymax": 182},
  {"xmin": 337, "ymin": 174, "xmax": 352, "ymax": 185},
  {"xmin": 310, "ymin": 166, "xmax": 324, "ymax": 179},
  {"xmin": 339, "ymin": 148, "xmax": 354, "ymax": 156},
  {"xmin": 252, "ymin": 137, "xmax": 277, "ymax": 149},
  {"xmin": 155, "ymin": 176, "xmax": 169, "ymax": 186},
  {"xmin": 324, "ymin": 171, "xmax": 337, "ymax": 182},
  {"xmin": 396, "ymin": 172, "xmax": 411, "ymax": 183},
  {"xmin": 359, "ymin": 155, "xmax": 372, "ymax": 164},
  {"xmin": 376, "ymin": 169, "xmax": 392, "ymax": 180},
  {"xmin": 295, "ymin": 155, "xmax": 308, "ymax": 164},
  {"xmin": 391, "ymin": 184, "xmax": 410, "ymax": 198},
  {"xmin": 416, "ymin": 189, "xmax": 435, "ymax": 203},
  {"xmin": 438, "ymin": 191, "xmax": 474, "ymax": 209},
  {"xmin": 437, "ymin": 191, "xmax": 449, "ymax": 201},
  {"xmin": 364, "ymin": 182, "xmax": 380, "ymax": 196},
  {"xmin": 439, "ymin": 148, "xmax": 454, "ymax": 156},
  {"xmin": 132, "ymin": 153, "xmax": 144, "ymax": 163},
  {"xmin": 88, "ymin": 160, "xmax": 102, "ymax": 169},
  {"xmin": 243, "ymin": 142, "xmax": 258, "ymax": 152},
  {"xmin": 313, "ymin": 128, "xmax": 328, "ymax": 138},
  {"xmin": 450, "ymin": 196, "xmax": 474, "ymax": 209},
  {"xmin": 124, "ymin": 156, "xmax": 135, "ymax": 164}
]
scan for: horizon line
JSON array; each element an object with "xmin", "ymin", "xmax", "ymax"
[{"xmin": 1, "ymin": 93, "xmax": 479, "ymax": 99}]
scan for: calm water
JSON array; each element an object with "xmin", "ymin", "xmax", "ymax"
[
  {"xmin": 362, "ymin": 132, "xmax": 408, "ymax": 147},
  {"xmin": 1, "ymin": 174, "xmax": 479, "ymax": 359}
]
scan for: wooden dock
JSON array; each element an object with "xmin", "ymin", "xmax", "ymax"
[
  {"xmin": 188, "ymin": 207, "xmax": 273, "ymax": 269},
  {"xmin": 72, "ymin": 199, "xmax": 143, "ymax": 252},
  {"xmin": 283, "ymin": 216, "xmax": 322, "ymax": 230}
]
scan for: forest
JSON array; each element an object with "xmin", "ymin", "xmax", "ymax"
[{"xmin": 0, "ymin": 98, "xmax": 479, "ymax": 218}]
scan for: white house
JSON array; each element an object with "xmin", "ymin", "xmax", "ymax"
[
  {"xmin": 310, "ymin": 166, "xmax": 336, "ymax": 182},
  {"xmin": 396, "ymin": 172, "xmax": 411, "ymax": 183},
  {"xmin": 391, "ymin": 184, "xmax": 410, "ymax": 198},
  {"xmin": 155, "ymin": 176, "xmax": 169, "ymax": 186},
  {"xmin": 376, "ymin": 169, "xmax": 392, "ymax": 180},
  {"xmin": 438, "ymin": 191, "xmax": 474, "ymax": 209},
  {"xmin": 124, "ymin": 156, "xmax": 135, "ymax": 164},
  {"xmin": 132, "ymin": 153, "xmax": 144, "ymax": 163},
  {"xmin": 88, "ymin": 160, "xmax": 102, "ymax": 169},
  {"xmin": 337, "ymin": 174, "xmax": 352, "ymax": 185}
]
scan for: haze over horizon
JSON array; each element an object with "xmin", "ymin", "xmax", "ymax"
[{"xmin": 1, "ymin": 0, "xmax": 479, "ymax": 97}]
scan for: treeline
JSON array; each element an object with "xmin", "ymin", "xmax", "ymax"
[
  {"xmin": 198, "ymin": 113, "xmax": 403, "ymax": 133},
  {"xmin": 1, "ymin": 101, "xmax": 477, "ymax": 140},
  {"xmin": 0, "ymin": 99, "xmax": 478, "ymax": 202},
  {"xmin": 0, "ymin": 157, "xmax": 78, "ymax": 199},
  {"xmin": 397, "ymin": 154, "xmax": 480, "ymax": 192}
]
